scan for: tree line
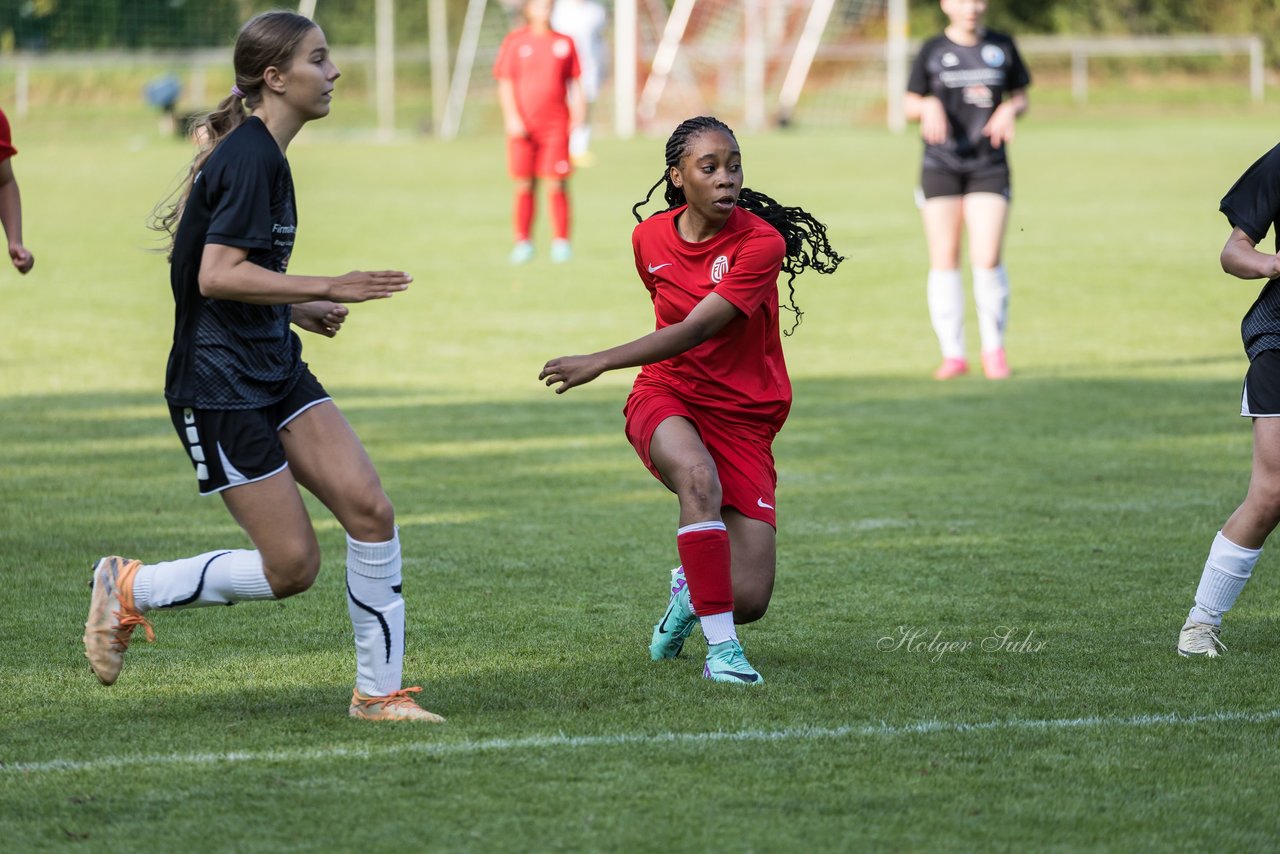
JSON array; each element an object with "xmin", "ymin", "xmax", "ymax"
[{"xmin": 2, "ymin": 1, "xmax": 1276, "ymax": 64}]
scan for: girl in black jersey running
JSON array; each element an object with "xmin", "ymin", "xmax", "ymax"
[
  {"xmin": 905, "ymin": 0, "xmax": 1029, "ymax": 380},
  {"xmin": 82, "ymin": 11, "xmax": 442, "ymax": 722}
]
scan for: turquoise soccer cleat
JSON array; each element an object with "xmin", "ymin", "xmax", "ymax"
[
  {"xmin": 509, "ymin": 240, "xmax": 534, "ymax": 265},
  {"xmin": 649, "ymin": 566, "xmax": 698, "ymax": 660},
  {"xmin": 703, "ymin": 639, "xmax": 763, "ymax": 685},
  {"xmin": 549, "ymin": 239, "xmax": 573, "ymax": 263}
]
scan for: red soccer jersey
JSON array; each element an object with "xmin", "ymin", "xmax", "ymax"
[
  {"xmin": 631, "ymin": 206, "xmax": 791, "ymax": 423},
  {"xmin": 0, "ymin": 108, "xmax": 17, "ymax": 161},
  {"xmin": 493, "ymin": 26, "xmax": 581, "ymax": 132}
]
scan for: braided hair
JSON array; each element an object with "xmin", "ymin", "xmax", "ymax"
[{"xmin": 631, "ymin": 116, "xmax": 843, "ymax": 334}]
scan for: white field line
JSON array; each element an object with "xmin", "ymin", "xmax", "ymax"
[{"xmin": 4, "ymin": 708, "xmax": 1278, "ymax": 775}]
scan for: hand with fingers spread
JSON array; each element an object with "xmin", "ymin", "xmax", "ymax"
[
  {"xmin": 327, "ymin": 270, "xmax": 411, "ymax": 303},
  {"xmin": 292, "ymin": 300, "xmax": 348, "ymax": 337},
  {"xmin": 540, "ymin": 354, "xmax": 606, "ymax": 394}
]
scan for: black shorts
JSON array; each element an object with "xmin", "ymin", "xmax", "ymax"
[
  {"xmin": 168, "ymin": 368, "xmax": 331, "ymax": 496},
  {"xmin": 918, "ymin": 164, "xmax": 1011, "ymax": 201},
  {"xmin": 1241, "ymin": 350, "xmax": 1280, "ymax": 417}
]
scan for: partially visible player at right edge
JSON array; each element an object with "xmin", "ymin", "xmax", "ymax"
[
  {"xmin": 905, "ymin": 0, "xmax": 1029, "ymax": 380},
  {"xmin": 540, "ymin": 117, "xmax": 842, "ymax": 684},
  {"xmin": 1177, "ymin": 141, "xmax": 1280, "ymax": 658}
]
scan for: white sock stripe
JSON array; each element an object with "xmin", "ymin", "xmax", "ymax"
[
  {"xmin": 677, "ymin": 521, "xmax": 727, "ymax": 536},
  {"xmin": 9, "ymin": 708, "xmax": 1279, "ymax": 775}
]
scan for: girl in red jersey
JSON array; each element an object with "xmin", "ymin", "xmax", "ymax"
[
  {"xmin": 494, "ymin": 0, "xmax": 586, "ymax": 264},
  {"xmin": 540, "ymin": 116, "xmax": 842, "ymax": 684}
]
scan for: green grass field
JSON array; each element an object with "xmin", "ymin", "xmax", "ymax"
[{"xmin": 3, "ymin": 103, "xmax": 1280, "ymax": 851}]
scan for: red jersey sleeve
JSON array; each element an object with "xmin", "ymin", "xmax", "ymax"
[
  {"xmin": 493, "ymin": 32, "xmax": 515, "ymax": 80},
  {"xmin": 713, "ymin": 227, "xmax": 786, "ymax": 317},
  {"xmin": 0, "ymin": 108, "xmax": 16, "ymax": 161},
  {"xmin": 565, "ymin": 38, "xmax": 583, "ymax": 81}
]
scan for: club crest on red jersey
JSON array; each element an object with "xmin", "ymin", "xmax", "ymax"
[
  {"xmin": 553, "ymin": 38, "xmax": 571, "ymax": 59},
  {"xmin": 710, "ymin": 255, "xmax": 730, "ymax": 283}
]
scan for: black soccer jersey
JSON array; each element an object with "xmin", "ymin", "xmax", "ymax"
[
  {"xmin": 1220, "ymin": 142, "xmax": 1280, "ymax": 360},
  {"xmin": 164, "ymin": 117, "xmax": 304, "ymax": 409},
  {"xmin": 907, "ymin": 29, "xmax": 1031, "ymax": 172}
]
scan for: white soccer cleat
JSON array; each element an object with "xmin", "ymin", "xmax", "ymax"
[{"xmin": 1178, "ymin": 619, "xmax": 1226, "ymax": 658}]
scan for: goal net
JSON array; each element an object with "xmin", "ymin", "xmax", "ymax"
[{"xmin": 627, "ymin": 0, "xmax": 891, "ymax": 134}]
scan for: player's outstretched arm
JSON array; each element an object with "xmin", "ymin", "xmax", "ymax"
[
  {"xmin": 540, "ymin": 293, "xmax": 739, "ymax": 393},
  {"xmin": 1221, "ymin": 227, "xmax": 1280, "ymax": 281},
  {"xmin": 198, "ymin": 243, "xmax": 411, "ymax": 305}
]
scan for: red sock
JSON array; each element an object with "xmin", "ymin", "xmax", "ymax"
[
  {"xmin": 549, "ymin": 187, "xmax": 570, "ymax": 240},
  {"xmin": 677, "ymin": 522, "xmax": 732, "ymax": 616},
  {"xmin": 514, "ymin": 189, "xmax": 534, "ymax": 241}
]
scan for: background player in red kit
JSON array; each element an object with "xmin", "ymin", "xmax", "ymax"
[
  {"xmin": 0, "ymin": 107, "xmax": 34, "ymax": 274},
  {"xmin": 494, "ymin": 0, "xmax": 585, "ymax": 264},
  {"xmin": 540, "ymin": 116, "xmax": 842, "ymax": 684}
]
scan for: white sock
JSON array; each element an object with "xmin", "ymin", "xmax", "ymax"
[
  {"xmin": 700, "ymin": 611, "xmax": 737, "ymax": 645},
  {"xmin": 570, "ymin": 125, "xmax": 591, "ymax": 157},
  {"xmin": 347, "ymin": 530, "xmax": 405, "ymax": 697},
  {"xmin": 972, "ymin": 264, "xmax": 1010, "ymax": 351},
  {"xmin": 1189, "ymin": 531, "xmax": 1260, "ymax": 626},
  {"xmin": 131, "ymin": 549, "xmax": 275, "ymax": 612},
  {"xmin": 927, "ymin": 268, "xmax": 965, "ymax": 359}
]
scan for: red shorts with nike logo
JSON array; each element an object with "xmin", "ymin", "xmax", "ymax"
[{"xmin": 623, "ymin": 382, "xmax": 781, "ymax": 529}]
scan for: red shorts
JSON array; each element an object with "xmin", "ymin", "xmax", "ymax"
[
  {"xmin": 507, "ymin": 126, "xmax": 572, "ymax": 180},
  {"xmin": 623, "ymin": 383, "xmax": 782, "ymax": 528}
]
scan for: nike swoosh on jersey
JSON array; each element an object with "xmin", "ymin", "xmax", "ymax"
[
  {"xmin": 757, "ymin": 498, "xmax": 774, "ymax": 510},
  {"xmin": 647, "ymin": 263, "xmax": 672, "ymax": 273}
]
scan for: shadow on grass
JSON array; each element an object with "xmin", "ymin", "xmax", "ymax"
[{"xmin": 1, "ymin": 372, "xmax": 1272, "ymax": 750}]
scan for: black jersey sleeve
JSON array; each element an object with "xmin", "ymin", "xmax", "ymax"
[
  {"xmin": 906, "ymin": 37, "xmax": 935, "ymax": 95},
  {"xmin": 205, "ymin": 142, "xmax": 277, "ymax": 251},
  {"xmin": 1220, "ymin": 143, "xmax": 1280, "ymax": 245},
  {"xmin": 1004, "ymin": 36, "xmax": 1031, "ymax": 91}
]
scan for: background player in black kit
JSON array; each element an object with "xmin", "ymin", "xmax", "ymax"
[
  {"xmin": 1176, "ymin": 142, "xmax": 1280, "ymax": 658},
  {"xmin": 905, "ymin": 0, "xmax": 1029, "ymax": 380},
  {"xmin": 81, "ymin": 11, "xmax": 443, "ymax": 722}
]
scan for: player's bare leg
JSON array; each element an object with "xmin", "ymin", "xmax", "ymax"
[
  {"xmin": 649, "ymin": 417, "xmax": 761, "ymax": 683},
  {"xmin": 724, "ymin": 508, "xmax": 775, "ymax": 624},
  {"xmin": 280, "ymin": 401, "xmax": 443, "ymax": 721}
]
